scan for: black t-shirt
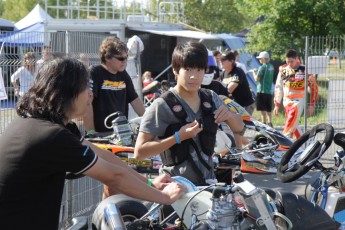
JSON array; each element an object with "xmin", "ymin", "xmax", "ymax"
[
  {"xmin": 90, "ymin": 65, "xmax": 139, "ymax": 132},
  {"xmin": 222, "ymin": 66, "xmax": 254, "ymax": 107},
  {"xmin": 0, "ymin": 118, "xmax": 97, "ymax": 230},
  {"xmin": 201, "ymin": 80, "xmax": 229, "ymax": 97}
]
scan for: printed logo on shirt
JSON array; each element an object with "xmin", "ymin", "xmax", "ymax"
[
  {"xmin": 203, "ymin": 102, "xmax": 212, "ymax": 109},
  {"xmin": 295, "ymin": 72, "xmax": 305, "ymax": 81},
  {"xmin": 172, "ymin": 105, "xmax": 182, "ymax": 113},
  {"xmin": 101, "ymin": 80, "xmax": 126, "ymax": 90}
]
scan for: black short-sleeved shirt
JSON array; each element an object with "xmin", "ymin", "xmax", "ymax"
[
  {"xmin": 222, "ymin": 66, "xmax": 255, "ymax": 107},
  {"xmin": 90, "ymin": 65, "xmax": 139, "ymax": 132},
  {"xmin": 0, "ymin": 118, "xmax": 97, "ymax": 230},
  {"xmin": 201, "ymin": 80, "xmax": 229, "ymax": 97}
]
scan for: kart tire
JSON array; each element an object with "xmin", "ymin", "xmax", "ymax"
[
  {"xmin": 277, "ymin": 123, "xmax": 334, "ymax": 183},
  {"xmin": 92, "ymin": 194, "xmax": 148, "ymax": 230}
]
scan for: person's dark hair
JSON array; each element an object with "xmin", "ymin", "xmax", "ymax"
[
  {"xmin": 212, "ymin": 50, "xmax": 221, "ymax": 56},
  {"xmin": 172, "ymin": 41, "xmax": 208, "ymax": 74},
  {"xmin": 231, "ymin": 49, "xmax": 239, "ymax": 56},
  {"xmin": 23, "ymin": 52, "xmax": 36, "ymax": 68},
  {"xmin": 99, "ymin": 37, "xmax": 128, "ymax": 64},
  {"xmin": 221, "ymin": 50, "xmax": 236, "ymax": 61},
  {"xmin": 285, "ymin": 49, "xmax": 298, "ymax": 59},
  {"xmin": 17, "ymin": 58, "xmax": 89, "ymax": 125}
]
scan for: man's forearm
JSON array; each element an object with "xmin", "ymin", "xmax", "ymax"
[{"xmin": 85, "ymin": 139, "xmax": 148, "ymax": 183}]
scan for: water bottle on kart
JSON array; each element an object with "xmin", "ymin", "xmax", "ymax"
[{"xmin": 104, "ymin": 111, "xmax": 134, "ymax": 146}]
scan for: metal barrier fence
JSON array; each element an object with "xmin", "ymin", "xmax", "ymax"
[{"xmin": 1, "ymin": 33, "xmax": 345, "ymax": 228}]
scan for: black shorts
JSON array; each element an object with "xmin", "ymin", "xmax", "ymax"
[{"xmin": 256, "ymin": 93, "xmax": 273, "ymax": 112}]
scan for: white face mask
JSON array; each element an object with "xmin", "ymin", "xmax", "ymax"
[{"xmin": 202, "ymin": 72, "xmax": 214, "ymax": 85}]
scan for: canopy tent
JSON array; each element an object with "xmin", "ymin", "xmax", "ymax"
[
  {"xmin": 0, "ymin": 4, "xmax": 52, "ymax": 47},
  {"xmin": 15, "ymin": 4, "xmax": 52, "ymax": 30}
]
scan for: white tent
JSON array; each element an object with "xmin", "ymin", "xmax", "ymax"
[{"xmin": 15, "ymin": 4, "xmax": 52, "ymax": 30}]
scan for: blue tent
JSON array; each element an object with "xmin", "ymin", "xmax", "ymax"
[{"xmin": 0, "ymin": 22, "xmax": 45, "ymax": 47}]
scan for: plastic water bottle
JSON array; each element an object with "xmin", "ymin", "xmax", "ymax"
[{"xmin": 112, "ymin": 112, "xmax": 133, "ymax": 146}]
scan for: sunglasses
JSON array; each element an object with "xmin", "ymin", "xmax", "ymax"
[{"xmin": 113, "ymin": 56, "xmax": 128, "ymax": 62}]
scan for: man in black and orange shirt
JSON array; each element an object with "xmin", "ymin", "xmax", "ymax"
[{"xmin": 83, "ymin": 37, "xmax": 145, "ymax": 133}]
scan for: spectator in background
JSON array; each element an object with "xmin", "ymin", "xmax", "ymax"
[
  {"xmin": 79, "ymin": 53, "xmax": 90, "ymax": 68},
  {"xmin": 220, "ymin": 50, "xmax": 255, "ymax": 115},
  {"xmin": 274, "ymin": 49, "xmax": 319, "ymax": 139},
  {"xmin": 142, "ymin": 70, "xmax": 154, "ymax": 99},
  {"xmin": 201, "ymin": 50, "xmax": 229, "ymax": 97},
  {"xmin": 212, "ymin": 50, "xmax": 223, "ymax": 79},
  {"xmin": 83, "ymin": 36, "xmax": 145, "ymax": 135},
  {"xmin": 11, "ymin": 52, "xmax": 36, "ymax": 99},
  {"xmin": 232, "ymin": 49, "xmax": 247, "ymax": 74},
  {"xmin": 220, "ymin": 50, "xmax": 255, "ymax": 148},
  {"xmin": 253, "ymin": 51, "xmax": 274, "ymax": 127},
  {"xmin": 37, "ymin": 46, "xmax": 53, "ymax": 70}
]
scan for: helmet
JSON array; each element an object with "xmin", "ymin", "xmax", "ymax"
[{"xmin": 202, "ymin": 50, "xmax": 217, "ymax": 85}]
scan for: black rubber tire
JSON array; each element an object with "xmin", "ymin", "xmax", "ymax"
[
  {"xmin": 92, "ymin": 195, "xmax": 148, "ymax": 230},
  {"xmin": 277, "ymin": 123, "xmax": 334, "ymax": 183}
]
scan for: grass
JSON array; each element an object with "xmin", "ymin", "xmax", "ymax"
[{"xmin": 251, "ymin": 78, "xmax": 329, "ymax": 127}]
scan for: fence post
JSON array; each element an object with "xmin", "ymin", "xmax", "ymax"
[
  {"xmin": 64, "ymin": 179, "xmax": 74, "ymax": 229},
  {"xmin": 304, "ymin": 36, "xmax": 309, "ymax": 133}
]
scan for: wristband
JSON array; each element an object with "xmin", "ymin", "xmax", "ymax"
[
  {"xmin": 86, "ymin": 129, "xmax": 95, "ymax": 135},
  {"xmin": 175, "ymin": 131, "xmax": 181, "ymax": 144},
  {"xmin": 147, "ymin": 178, "xmax": 152, "ymax": 186}
]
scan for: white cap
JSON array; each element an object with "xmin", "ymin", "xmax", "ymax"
[{"xmin": 256, "ymin": 51, "xmax": 269, "ymax": 59}]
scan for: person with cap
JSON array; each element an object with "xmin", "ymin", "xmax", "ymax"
[
  {"xmin": 201, "ymin": 50, "xmax": 229, "ymax": 97},
  {"xmin": 220, "ymin": 50, "xmax": 255, "ymax": 115},
  {"xmin": 253, "ymin": 51, "xmax": 275, "ymax": 127},
  {"xmin": 274, "ymin": 49, "xmax": 319, "ymax": 139},
  {"xmin": 220, "ymin": 50, "xmax": 255, "ymax": 148}
]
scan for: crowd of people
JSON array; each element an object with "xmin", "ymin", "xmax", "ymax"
[{"xmin": 0, "ymin": 36, "xmax": 319, "ymax": 229}]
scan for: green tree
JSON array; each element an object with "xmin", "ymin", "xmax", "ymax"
[
  {"xmin": 235, "ymin": 0, "xmax": 345, "ymax": 60},
  {"xmin": 183, "ymin": 0, "xmax": 251, "ymax": 33},
  {"xmin": 1, "ymin": 0, "xmax": 44, "ymax": 22}
]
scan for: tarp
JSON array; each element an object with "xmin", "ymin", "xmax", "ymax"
[
  {"xmin": 0, "ymin": 22, "xmax": 45, "ymax": 46},
  {"xmin": 127, "ymin": 26, "xmax": 217, "ymax": 40}
]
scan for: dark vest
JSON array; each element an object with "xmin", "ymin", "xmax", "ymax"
[{"xmin": 159, "ymin": 89, "xmax": 218, "ymax": 167}]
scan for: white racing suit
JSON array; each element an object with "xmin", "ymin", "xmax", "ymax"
[{"xmin": 274, "ymin": 64, "xmax": 318, "ymax": 139}]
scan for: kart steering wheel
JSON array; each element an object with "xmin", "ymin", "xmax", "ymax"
[{"xmin": 277, "ymin": 123, "xmax": 334, "ymax": 183}]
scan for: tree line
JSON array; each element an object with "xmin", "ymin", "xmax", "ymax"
[{"xmin": 1, "ymin": 0, "xmax": 345, "ymax": 60}]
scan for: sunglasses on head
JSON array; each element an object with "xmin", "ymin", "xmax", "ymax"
[{"xmin": 113, "ymin": 56, "xmax": 128, "ymax": 61}]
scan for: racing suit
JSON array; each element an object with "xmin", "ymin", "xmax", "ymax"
[{"xmin": 274, "ymin": 64, "xmax": 318, "ymax": 139}]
